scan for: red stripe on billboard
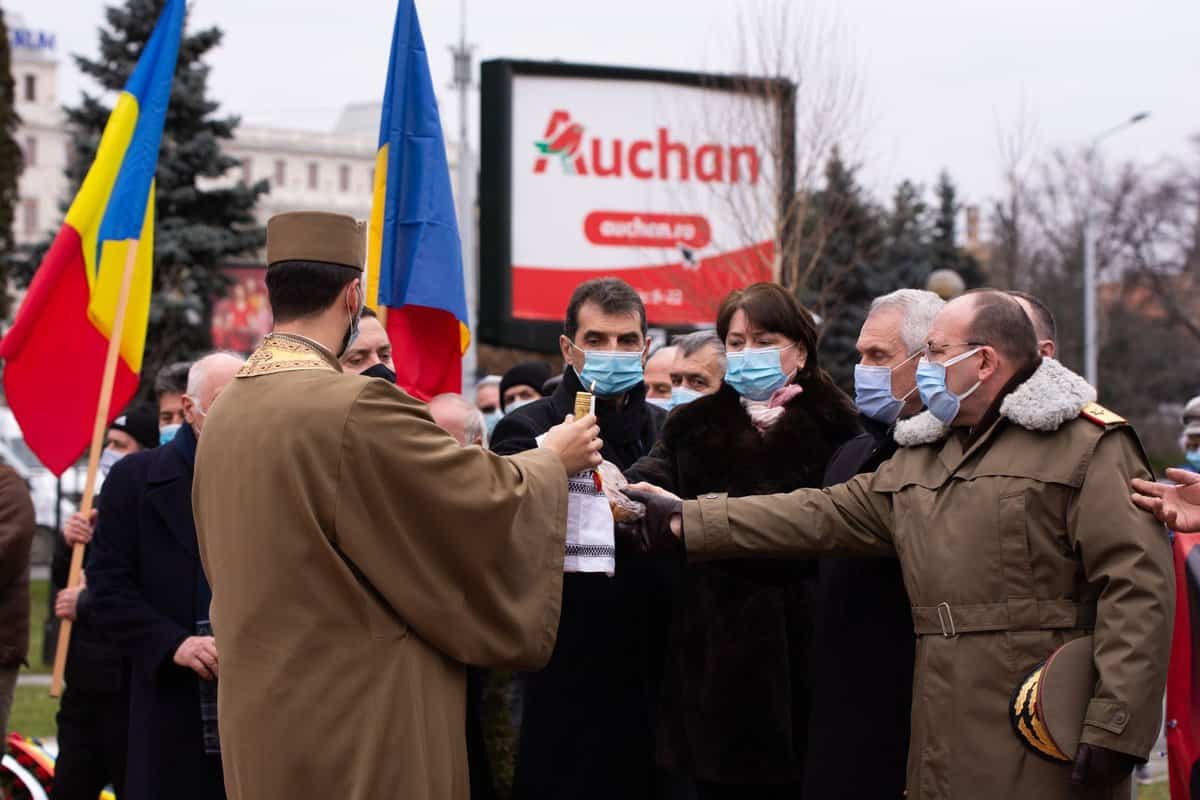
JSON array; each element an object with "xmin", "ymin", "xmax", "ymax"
[{"xmin": 511, "ymin": 241, "xmax": 773, "ymax": 326}]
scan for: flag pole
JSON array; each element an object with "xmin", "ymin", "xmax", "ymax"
[{"xmin": 50, "ymin": 239, "xmax": 140, "ymax": 698}]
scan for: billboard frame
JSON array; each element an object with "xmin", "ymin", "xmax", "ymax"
[{"xmin": 478, "ymin": 58, "xmax": 796, "ymax": 353}]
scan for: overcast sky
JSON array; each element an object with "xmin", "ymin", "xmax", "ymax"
[{"xmin": 10, "ymin": 0, "xmax": 1199, "ymax": 212}]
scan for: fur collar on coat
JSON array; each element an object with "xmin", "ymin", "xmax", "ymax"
[{"xmin": 893, "ymin": 357, "xmax": 1096, "ymax": 447}]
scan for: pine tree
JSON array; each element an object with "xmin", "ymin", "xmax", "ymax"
[
  {"xmin": 793, "ymin": 148, "xmax": 886, "ymax": 390},
  {"xmin": 931, "ymin": 170, "xmax": 985, "ymax": 288},
  {"xmin": 20, "ymin": 0, "xmax": 267, "ymax": 387},
  {"xmin": 0, "ymin": 10, "xmax": 23, "ymax": 319}
]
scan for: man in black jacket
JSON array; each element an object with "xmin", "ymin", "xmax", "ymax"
[
  {"xmin": 804, "ymin": 288, "xmax": 943, "ymax": 800},
  {"xmin": 492, "ymin": 278, "xmax": 668, "ymax": 800},
  {"xmin": 51, "ymin": 403, "xmax": 159, "ymax": 800},
  {"xmin": 87, "ymin": 353, "xmax": 243, "ymax": 800}
]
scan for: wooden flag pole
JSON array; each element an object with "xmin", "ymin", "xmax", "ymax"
[{"xmin": 50, "ymin": 239, "xmax": 140, "ymax": 698}]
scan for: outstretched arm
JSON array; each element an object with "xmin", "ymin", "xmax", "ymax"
[{"xmin": 1131, "ymin": 467, "xmax": 1200, "ymax": 532}]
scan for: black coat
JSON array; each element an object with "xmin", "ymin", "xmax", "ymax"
[
  {"xmin": 86, "ymin": 425, "xmax": 225, "ymax": 800},
  {"xmin": 626, "ymin": 381, "xmax": 860, "ymax": 785},
  {"xmin": 492, "ymin": 368, "xmax": 670, "ymax": 800},
  {"xmin": 802, "ymin": 413, "xmax": 914, "ymax": 800},
  {"xmin": 52, "ymin": 534, "xmax": 128, "ymax": 695}
]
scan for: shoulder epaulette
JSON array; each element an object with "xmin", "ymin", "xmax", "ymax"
[{"xmin": 1079, "ymin": 402, "xmax": 1126, "ymax": 427}]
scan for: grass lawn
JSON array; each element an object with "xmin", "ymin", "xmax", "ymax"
[
  {"xmin": 1139, "ymin": 782, "xmax": 1169, "ymax": 799},
  {"xmin": 24, "ymin": 578, "xmax": 51, "ymax": 675},
  {"xmin": 9, "ymin": 684, "xmax": 59, "ymax": 740}
]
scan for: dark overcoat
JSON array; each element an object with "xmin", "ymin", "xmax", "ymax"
[
  {"xmin": 87, "ymin": 424, "xmax": 225, "ymax": 800},
  {"xmin": 804, "ymin": 413, "xmax": 914, "ymax": 799},
  {"xmin": 626, "ymin": 381, "xmax": 860, "ymax": 785},
  {"xmin": 492, "ymin": 368, "xmax": 670, "ymax": 800}
]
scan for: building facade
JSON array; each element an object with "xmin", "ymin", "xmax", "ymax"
[{"xmin": 8, "ymin": 22, "xmax": 461, "ymax": 243}]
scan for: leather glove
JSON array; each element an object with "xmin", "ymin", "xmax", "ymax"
[
  {"xmin": 1069, "ymin": 743, "xmax": 1139, "ymax": 787},
  {"xmin": 614, "ymin": 488, "xmax": 684, "ymax": 556}
]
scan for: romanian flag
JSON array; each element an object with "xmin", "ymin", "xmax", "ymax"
[
  {"xmin": 0, "ymin": 0, "xmax": 184, "ymax": 476},
  {"xmin": 366, "ymin": 0, "xmax": 469, "ymax": 401}
]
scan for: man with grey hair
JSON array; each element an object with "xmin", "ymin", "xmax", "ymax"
[
  {"xmin": 429, "ymin": 393, "xmax": 489, "ymax": 448},
  {"xmin": 88, "ymin": 351, "xmax": 246, "ymax": 800},
  {"xmin": 669, "ymin": 330, "xmax": 725, "ymax": 408},
  {"xmin": 804, "ymin": 287, "xmax": 944, "ymax": 799}
]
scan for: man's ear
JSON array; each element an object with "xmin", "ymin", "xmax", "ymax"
[
  {"xmin": 559, "ymin": 335, "xmax": 575, "ymax": 366},
  {"xmin": 979, "ymin": 346, "xmax": 1001, "ymax": 382}
]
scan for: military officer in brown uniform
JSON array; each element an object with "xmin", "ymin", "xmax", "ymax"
[
  {"xmin": 192, "ymin": 212, "xmax": 602, "ymax": 800},
  {"xmin": 627, "ymin": 290, "xmax": 1173, "ymax": 800}
]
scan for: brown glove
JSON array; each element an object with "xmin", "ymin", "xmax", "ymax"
[
  {"xmin": 614, "ymin": 489, "xmax": 684, "ymax": 557},
  {"xmin": 1069, "ymin": 743, "xmax": 1139, "ymax": 787}
]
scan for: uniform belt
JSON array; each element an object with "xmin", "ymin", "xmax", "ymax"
[{"xmin": 911, "ymin": 600, "xmax": 1096, "ymax": 638}]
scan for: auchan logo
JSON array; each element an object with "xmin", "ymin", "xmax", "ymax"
[{"xmin": 533, "ymin": 110, "xmax": 761, "ymax": 184}]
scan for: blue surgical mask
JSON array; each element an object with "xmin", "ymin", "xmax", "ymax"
[
  {"xmin": 854, "ymin": 351, "xmax": 921, "ymax": 424},
  {"xmin": 647, "ymin": 397, "xmax": 673, "ymax": 411},
  {"xmin": 573, "ymin": 346, "xmax": 645, "ymax": 397},
  {"xmin": 725, "ymin": 345, "xmax": 794, "ymax": 401},
  {"xmin": 159, "ymin": 423, "xmax": 181, "ymax": 446},
  {"xmin": 483, "ymin": 409, "xmax": 503, "ymax": 436},
  {"xmin": 671, "ymin": 387, "xmax": 704, "ymax": 408},
  {"xmin": 1186, "ymin": 450, "xmax": 1200, "ymax": 470},
  {"xmin": 915, "ymin": 347, "xmax": 983, "ymax": 425}
]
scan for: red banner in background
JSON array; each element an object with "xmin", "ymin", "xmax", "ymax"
[
  {"xmin": 511, "ymin": 240, "xmax": 773, "ymax": 327},
  {"xmin": 211, "ymin": 267, "xmax": 272, "ymax": 355},
  {"xmin": 1168, "ymin": 532, "xmax": 1200, "ymax": 800}
]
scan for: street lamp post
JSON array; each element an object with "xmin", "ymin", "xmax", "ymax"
[{"xmin": 1082, "ymin": 111, "xmax": 1149, "ymax": 389}]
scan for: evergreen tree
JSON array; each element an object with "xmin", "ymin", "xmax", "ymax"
[
  {"xmin": 793, "ymin": 148, "xmax": 886, "ymax": 390},
  {"xmin": 873, "ymin": 179, "xmax": 933, "ymax": 295},
  {"xmin": 18, "ymin": 0, "xmax": 267, "ymax": 387},
  {"xmin": 0, "ymin": 10, "xmax": 23, "ymax": 320},
  {"xmin": 931, "ymin": 170, "xmax": 985, "ymax": 287}
]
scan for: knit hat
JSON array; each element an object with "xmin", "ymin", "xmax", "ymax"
[
  {"xmin": 500, "ymin": 361, "xmax": 553, "ymax": 410},
  {"xmin": 111, "ymin": 402, "xmax": 161, "ymax": 450}
]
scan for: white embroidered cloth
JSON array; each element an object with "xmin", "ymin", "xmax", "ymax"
[{"xmin": 537, "ymin": 433, "xmax": 616, "ymax": 576}]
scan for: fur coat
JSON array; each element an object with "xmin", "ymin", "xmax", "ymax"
[{"xmin": 626, "ymin": 380, "xmax": 860, "ymax": 784}]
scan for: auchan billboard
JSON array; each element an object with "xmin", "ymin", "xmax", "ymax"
[{"xmin": 479, "ymin": 60, "xmax": 794, "ymax": 351}]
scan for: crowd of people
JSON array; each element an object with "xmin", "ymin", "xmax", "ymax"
[{"xmin": 0, "ymin": 207, "xmax": 1189, "ymax": 800}]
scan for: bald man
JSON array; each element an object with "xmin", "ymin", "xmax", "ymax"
[
  {"xmin": 429, "ymin": 393, "xmax": 488, "ymax": 448},
  {"xmin": 87, "ymin": 352, "xmax": 246, "ymax": 800}
]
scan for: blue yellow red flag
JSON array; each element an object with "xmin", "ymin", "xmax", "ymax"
[
  {"xmin": 0, "ymin": 0, "xmax": 184, "ymax": 475},
  {"xmin": 366, "ymin": 0, "xmax": 470, "ymax": 400}
]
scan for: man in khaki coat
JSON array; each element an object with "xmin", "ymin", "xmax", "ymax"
[
  {"xmin": 192, "ymin": 211, "xmax": 602, "ymax": 800},
  {"xmin": 629, "ymin": 290, "xmax": 1173, "ymax": 800}
]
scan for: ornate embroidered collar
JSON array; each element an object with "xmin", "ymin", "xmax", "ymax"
[{"xmin": 238, "ymin": 333, "xmax": 342, "ymax": 378}]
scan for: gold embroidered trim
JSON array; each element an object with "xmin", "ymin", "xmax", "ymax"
[{"xmin": 238, "ymin": 334, "xmax": 340, "ymax": 378}]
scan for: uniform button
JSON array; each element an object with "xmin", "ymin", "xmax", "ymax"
[{"xmin": 1115, "ymin": 711, "xmax": 1128, "ymax": 724}]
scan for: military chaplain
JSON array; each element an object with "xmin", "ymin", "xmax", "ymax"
[
  {"xmin": 192, "ymin": 211, "xmax": 602, "ymax": 800},
  {"xmin": 626, "ymin": 289, "xmax": 1173, "ymax": 800}
]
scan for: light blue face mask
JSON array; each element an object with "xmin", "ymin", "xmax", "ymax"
[
  {"xmin": 647, "ymin": 397, "xmax": 673, "ymax": 411},
  {"xmin": 99, "ymin": 447, "xmax": 124, "ymax": 478},
  {"xmin": 915, "ymin": 347, "xmax": 983, "ymax": 425},
  {"xmin": 725, "ymin": 345, "xmax": 794, "ymax": 401},
  {"xmin": 671, "ymin": 386, "xmax": 704, "ymax": 409},
  {"xmin": 483, "ymin": 409, "xmax": 503, "ymax": 436},
  {"xmin": 1186, "ymin": 450, "xmax": 1200, "ymax": 470},
  {"xmin": 159, "ymin": 423, "xmax": 181, "ymax": 446},
  {"xmin": 573, "ymin": 345, "xmax": 645, "ymax": 397},
  {"xmin": 853, "ymin": 351, "xmax": 921, "ymax": 424}
]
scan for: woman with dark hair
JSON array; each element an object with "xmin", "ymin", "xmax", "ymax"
[{"xmin": 626, "ymin": 282, "xmax": 860, "ymax": 798}]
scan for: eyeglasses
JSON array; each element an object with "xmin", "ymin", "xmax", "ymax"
[{"xmin": 922, "ymin": 341, "xmax": 987, "ymax": 360}]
